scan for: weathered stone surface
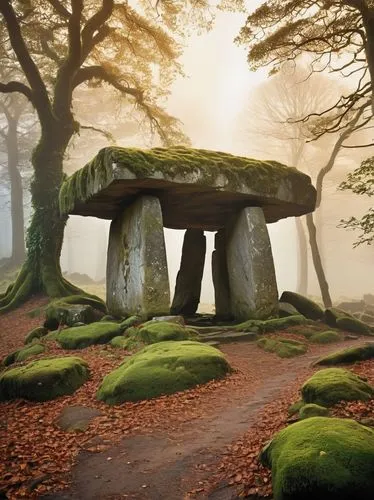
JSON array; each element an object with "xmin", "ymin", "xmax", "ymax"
[
  {"xmin": 107, "ymin": 196, "xmax": 170, "ymax": 318},
  {"xmin": 59, "ymin": 147, "xmax": 316, "ymax": 228},
  {"xmin": 55, "ymin": 405, "xmax": 102, "ymax": 432},
  {"xmin": 226, "ymin": 207, "xmax": 278, "ymax": 321},
  {"xmin": 151, "ymin": 315, "xmax": 185, "ymax": 325},
  {"xmin": 212, "ymin": 230, "xmax": 232, "ymax": 320},
  {"xmin": 171, "ymin": 229, "xmax": 206, "ymax": 315}
]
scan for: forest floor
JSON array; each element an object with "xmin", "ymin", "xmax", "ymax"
[{"xmin": 0, "ymin": 297, "xmax": 373, "ymax": 500}]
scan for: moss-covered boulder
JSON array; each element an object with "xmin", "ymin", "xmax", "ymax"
[
  {"xmin": 336, "ymin": 316, "xmax": 373, "ymax": 335},
  {"xmin": 324, "ymin": 307, "xmax": 351, "ymax": 328},
  {"xmin": 260, "ymin": 417, "xmax": 374, "ymax": 500},
  {"xmin": 137, "ymin": 321, "xmax": 198, "ymax": 344},
  {"xmin": 236, "ymin": 315, "xmax": 308, "ymax": 333},
  {"xmin": 110, "ymin": 336, "xmax": 129, "ymax": 349},
  {"xmin": 309, "ymin": 330, "xmax": 342, "ymax": 344},
  {"xmin": 315, "ymin": 343, "xmax": 374, "ymax": 366},
  {"xmin": 257, "ymin": 337, "xmax": 307, "ymax": 358},
  {"xmin": 0, "ymin": 357, "xmax": 89, "ymax": 401},
  {"xmin": 299, "ymin": 403, "xmax": 329, "ymax": 419},
  {"xmin": 279, "ymin": 291, "xmax": 324, "ymax": 320},
  {"xmin": 97, "ymin": 340, "xmax": 231, "ymax": 404},
  {"xmin": 301, "ymin": 368, "xmax": 374, "ymax": 407},
  {"xmin": 57, "ymin": 322, "xmax": 122, "ymax": 349},
  {"xmin": 3, "ymin": 343, "xmax": 45, "ymax": 367},
  {"xmin": 278, "ymin": 302, "xmax": 299, "ymax": 318},
  {"xmin": 24, "ymin": 326, "xmax": 48, "ymax": 344},
  {"xmin": 119, "ymin": 315, "xmax": 142, "ymax": 331},
  {"xmin": 44, "ymin": 295, "xmax": 106, "ymax": 329}
]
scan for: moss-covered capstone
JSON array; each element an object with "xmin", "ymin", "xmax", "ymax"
[
  {"xmin": 97, "ymin": 340, "xmax": 231, "ymax": 404},
  {"xmin": 3, "ymin": 343, "xmax": 45, "ymax": 366},
  {"xmin": 260, "ymin": 417, "xmax": 374, "ymax": 500},
  {"xmin": 24, "ymin": 326, "xmax": 48, "ymax": 344},
  {"xmin": 315, "ymin": 343, "xmax": 374, "ymax": 366},
  {"xmin": 59, "ymin": 146, "xmax": 316, "ymax": 229},
  {"xmin": 0, "ymin": 357, "xmax": 89, "ymax": 401},
  {"xmin": 336, "ymin": 316, "xmax": 373, "ymax": 335},
  {"xmin": 301, "ymin": 368, "xmax": 374, "ymax": 407},
  {"xmin": 257, "ymin": 337, "xmax": 307, "ymax": 358},
  {"xmin": 309, "ymin": 330, "xmax": 342, "ymax": 344},
  {"xmin": 299, "ymin": 403, "xmax": 329, "ymax": 419},
  {"xmin": 279, "ymin": 291, "xmax": 324, "ymax": 320},
  {"xmin": 57, "ymin": 322, "xmax": 122, "ymax": 349}
]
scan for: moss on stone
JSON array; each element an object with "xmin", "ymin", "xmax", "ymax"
[
  {"xmin": 3, "ymin": 343, "xmax": 45, "ymax": 366},
  {"xmin": 260, "ymin": 417, "xmax": 374, "ymax": 500},
  {"xmin": 299, "ymin": 403, "xmax": 329, "ymax": 420},
  {"xmin": 110, "ymin": 336, "xmax": 128, "ymax": 348},
  {"xmin": 257, "ymin": 337, "xmax": 307, "ymax": 358},
  {"xmin": 336, "ymin": 316, "xmax": 373, "ymax": 335},
  {"xmin": 137, "ymin": 321, "xmax": 198, "ymax": 344},
  {"xmin": 57, "ymin": 322, "xmax": 122, "ymax": 349},
  {"xmin": 0, "ymin": 357, "xmax": 89, "ymax": 401},
  {"xmin": 315, "ymin": 343, "xmax": 374, "ymax": 366},
  {"xmin": 44, "ymin": 295, "xmax": 106, "ymax": 330},
  {"xmin": 24, "ymin": 326, "xmax": 48, "ymax": 344},
  {"xmin": 288, "ymin": 400, "xmax": 305, "ymax": 416},
  {"xmin": 97, "ymin": 340, "xmax": 231, "ymax": 404},
  {"xmin": 324, "ymin": 307, "xmax": 351, "ymax": 328},
  {"xmin": 279, "ymin": 291, "xmax": 324, "ymax": 320},
  {"xmin": 235, "ymin": 315, "xmax": 308, "ymax": 333},
  {"xmin": 301, "ymin": 368, "xmax": 374, "ymax": 407},
  {"xmin": 309, "ymin": 331, "xmax": 342, "ymax": 344},
  {"xmin": 119, "ymin": 315, "xmax": 142, "ymax": 331}
]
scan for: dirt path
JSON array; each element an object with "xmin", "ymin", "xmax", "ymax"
[{"xmin": 44, "ymin": 340, "xmax": 361, "ymax": 500}]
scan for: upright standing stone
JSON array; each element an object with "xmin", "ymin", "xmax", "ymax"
[
  {"xmin": 106, "ymin": 196, "xmax": 170, "ymax": 318},
  {"xmin": 171, "ymin": 229, "xmax": 206, "ymax": 315},
  {"xmin": 226, "ymin": 207, "xmax": 278, "ymax": 321},
  {"xmin": 212, "ymin": 230, "xmax": 232, "ymax": 320}
]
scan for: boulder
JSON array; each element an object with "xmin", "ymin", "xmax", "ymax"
[
  {"xmin": 44, "ymin": 295, "xmax": 106, "ymax": 329},
  {"xmin": 0, "ymin": 357, "xmax": 89, "ymax": 401},
  {"xmin": 57, "ymin": 322, "xmax": 122, "ymax": 349},
  {"xmin": 301, "ymin": 368, "xmax": 374, "ymax": 407},
  {"xmin": 110, "ymin": 336, "xmax": 129, "ymax": 349},
  {"xmin": 3, "ymin": 343, "xmax": 45, "ymax": 366},
  {"xmin": 299, "ymin": 403, "xmax": 329, "ymax": 419},
  {"xmin": 278, "ymin": 301, "xmax": 299, "ymax": 318},
  {"xmin": 97, "ymin": 340, "xmax": 231, "ymax": 404},
  {"xmin": 324, "ymin": 307, "xmax": 351, "ymax": 328},
  {"xmin": 137, "ymin": 321, "xmax": 198, "ymax": 344},
  {"xmin": 336, "ymin": 316, "xmax": 373, "ymax": 335},
  {"xmin": 260, "ymin": 417, "xmax": 374, "ymax": 500},
  {"xmin": 24, "ymin": 326, "xmax": 48, "ymax": 344},
  {"xmin": 257, "ymin": 337, "xmax": 307, "ymax": 358},
  {"xmin": 315, "ymin": 342, "xmax": 374, "ymax": 366},
  {"xmin": 119, "ymin": 315, "xmax": 142, "ymax": 330},
  {"xmin": 279, "ymin": 291, "xmax": 324, "ymax": 320},
  {"xmin": 235, "ymin": 314, "xmax": 308, "ymax": 333},
  {"xmin": 309, "ymin": 330, "xmax": 342, "ymax": 344}
]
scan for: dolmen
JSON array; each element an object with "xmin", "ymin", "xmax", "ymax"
[{"xmin": 59, "ymin": 146, "xmax": 316, "ymax": 320}]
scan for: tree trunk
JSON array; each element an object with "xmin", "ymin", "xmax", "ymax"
[
  {"xmin": 295, "ymin": 217, "xmax": 308, "ymax": 295},
  {"xmin": 306, "ymin": 212, "xmax": 332, "ymax": 308},
  {"xmin": 6, "ymin": 117, "xmax": 25, "ymax": 266}
]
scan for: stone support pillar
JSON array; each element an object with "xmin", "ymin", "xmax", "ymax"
[
  {"xmin": 106, "ymin": 196, "xmax": 170, "ymax": 318},
  {"xmin": 171, "ymin": 229, "xmax": 206, "ymax": 315},
  {"xmin": 212, "ymin": 229, "xmax": 232, "ymax": 320},
  {"xmin": 226, "ymin": 207, "xmax": 278, "ymax": 321}
]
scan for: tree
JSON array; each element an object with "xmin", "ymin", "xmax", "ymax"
[{"xmin": 0, "ymin": 0, "xmax": 233, "ymax": 313}]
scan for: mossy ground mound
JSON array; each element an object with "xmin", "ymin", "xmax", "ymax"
[
  {"xmin": 44, "ymin": 295, "xmax": 106, "ymax": 330},
  {"xmin": 0, "ymin": 357, "xmax": 89, "ymax": 401},
  {"xmin": 301, "ymin": 368, "xmax": 374, "ymax": 407},
  {"xmin": 137, "ymin": 321, "xmax": 198, "ymax": 344},
  {"xmin": 236, "ymin": 315, "xmax": 308, "ymax": 333},
  {"xmin": 257, "ymin": 337, "xmax": 307, "ymax": 358},
  {"xmin": 316, "ymin": 343, "xmax": 374, "ymax": 366},
  {"xmin": 24, "ymin": 326, "xmax": 48, "ymax": 344},
  {"xmin": 299, "ymin": 403, "xmax": 329, "ymax": 419},
  {"xmin": 97, "ymin": 340, "xmax": 231, "ymax": 404},
  {"xmin": 57, "ymin": 322, "xmax": 122, "ymax": 349},
  {"xmin": 309, "ymin": 330, "xmax": 342, "ymax": 344},
  {"xmin": 260, "ymin": 417, "xmax": 374, "ymax": 500},
  {"xmin": 110, "ymin": 336, "xmax": 129, "ymax": 348},
  {"xmin": 279, "ymin": 291, "xmax": 324, "ymax": 320},
  {"xmin": 3, "ymin": 343, "xmax": 45, "ymax": 366},
  {"xmin": 336, "ymin": 316, "xmax": 373, "ymax": 335}
]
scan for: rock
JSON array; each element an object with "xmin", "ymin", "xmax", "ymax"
[
  {"xmin": 199, "ymin": 331, "xmax": 258, "ymax": 343},
  {"xmin": 226, "ymin": 207, "xmax": 278, "ymax": 320},
  {"xmin": 0, "ymin": 357, "xmax": 89, "ymax": 401},
  {"xmin": 24, "ymin": 326, "xmax": 48, "ymax": 344},
  {"xmin": 212, "ymin": 229, "xmax": 232, "ymax": 320},
  {"xmin": 344, "ymin": 334, "xmax": 359, "ymax": 340},
  {"xmin": 315, "ymin": 342, "xmax": 374, "ymax": 366},
  {"xmin": 3, "ymin": 343, "xmax": 45, "ymax": 366},
  {"xmin": 260, "ymin": 417, "xmax": 374, "ymax": 500},
  {"xmin": 336, "ymin": 316, "xmax": 373, "ymax": 335},
  {"xmin": 57, "ymin": 322, "xmax": 123, "ymax": 349},
  {"xmin": 137, "ymin": 321, "xmax": 198, "ymax": 344},
  {"xmin": 101, "ymin": 314, "xmax": 116, "ymax": 322},
  {"xmin": 257, "ymin": 337, "xmax": 307, "ymax": 358},
  {"xmin": 360, "ymin": 313, "xmax": 374, "ymax": 326},
  {"xmin": 301, "ymin": 368, "xmax": 374, "ymax": 406},
  {"xmin": 171, "ymin": 229, "xmax": 206, "ymax": 315},
  {"xmin": 309, "ymin": 330, "xmax": 342, "ymax": 344},
  {"xmin": 324, "ymin": 307, "xmax": 351, "ymax": 327},
  {"xmin": 106, "ymin": 195, "xmax": 170, "ymax": 318},
  {"xmin": 151, "ymin": 315, "xmax": 185, "ymax": 325},
  {"xmin": 97, "ymin": 341, "xmax": 231, "ymax": 404},
  {"xmin": 278, "ymin": 302, "xmax": 299, "ymax": 318},
  {"xmin": 337, "ymin": 300, "xmax": 366, "ymax": 314},
  {"xmin": 55, "ymin": 405, "xmax": 102, "ymax": 432},
  {"xmin": 279, "ymin": 291, "xmax": 324, "ymax": 320},
  {"xmin": 299, "ymin": 403, "xmax": 329, "ymax": 419},
  {"xmin": 235, "ymin": 314, "xmax": 308, "ymax": 333},
  {"xmin": 110, "ymin": 336, "xmax": 128, "ymax": 348},
  {"xmin": 44, "ymin": 295, "xmax": 106, "ymax": 329}
]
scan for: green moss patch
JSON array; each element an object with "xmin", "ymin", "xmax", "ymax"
[
  {"xmin": 257, "ymin": 337, "xmax": 307, "ymax": 358},
  {"xmin": 260, "ymin": 417, "xmax": 374, "ymax": 500},
  {"xmin": 0, "ymin": 357, "xmax": 89, "ymax": 401},
  {"xmin": 324, "ymin": 307, "xmax": 351, "ymax": 328},
  {"xmin": 301, "ymin": 368, "xmax": 374, "ymax": 407},
  {"xmin": 309, "ymin": 330, "xmax": 342, "ymax": 344},
  {"xmin": 110, "ymin": 336, "xmax": 128, "ymax": 349},
  {"xmin": 57, "ymin": 322, "xmax": 122, "ymax": 349},
  {"xmin": 336, "ymin": 316, "xmax": 373, "ymax": 335},
  {"xmin": 236, "ymin": 315, "xmax": 308, "ymax": 333},
  {"xmin": 3, "ymin": 343, "xmax": 45, "ymax": 367},
  {"xmin": 44, "ymin": 295, "xmax": 106, "ymax": 330},
  {"xmin": 138, "ymin": 321, "xmax": 198, "ymax": 344},
  {"xmin": 315, "ymin": 343, "xmax": 374, "ymax": 366},
  {"xmin": 279, "ymin": 291, "xmax": 324, "ymax": 320},
  {"xmin": 119, "ymin": 316, "xmax": 142, "ymax": 331},
  {"xmin": 97, "ymin": 340, "xmax": 231, "ymax": 404},
  {"xmin": 299, "ymin": 403, "xmax": 329, "ymax": 420},
  {"xmin": 24, "ymin": 326, "xmax": 48, "ymax": 344}
]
